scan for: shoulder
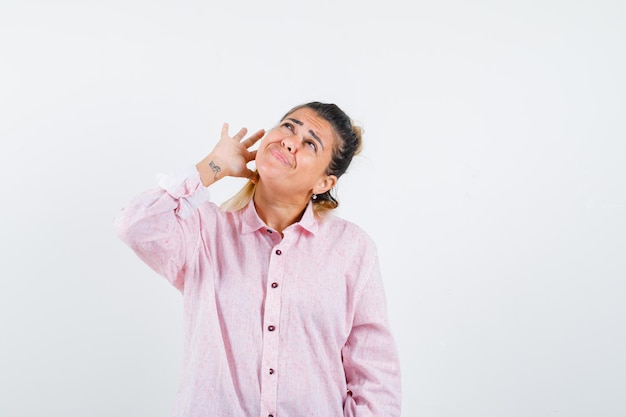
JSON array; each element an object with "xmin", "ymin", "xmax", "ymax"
[
  {"xmin": 318, "ymin": 214, "xmax": 383, "ymax": 294},
  {"xmin": 195, "ymin": 200, "xmax": 236, "ymax": 229},
  {"xmin": 318, "ymin": 213, "xmax": 378, "ymax": 252}
]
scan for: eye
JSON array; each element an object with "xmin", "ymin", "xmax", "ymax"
[
  {"xmin": 305, "ymin": 139, "xmax": 317, "ymax": 151},
  {"xmin": 281, "ymin": 122, "xmax": 294, "ymax": 132}
]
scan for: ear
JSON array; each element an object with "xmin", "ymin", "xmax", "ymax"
[{"xmin": 313, "ymin": 174, "xmax": 337, "ymax": 195}]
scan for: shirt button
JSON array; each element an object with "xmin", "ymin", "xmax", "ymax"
[
  {"xmin": 275, "ymin": 249, "xmax": 282, "ymax": 255},
  {"xmin": 271, "ymin": 282, "xmax": 278, "ymax": 288},
  {"xmin": 269, "ymin": 368, "xmax": 274, "ymax": 374},
  {"xmin": 268, "ymin": 325, "xmax": 275, "ymax": 331}
]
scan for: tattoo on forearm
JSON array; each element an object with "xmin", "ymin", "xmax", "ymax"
[{"xmin": 209, "ymin": 160, "xmax": 221, "ymax": 180}]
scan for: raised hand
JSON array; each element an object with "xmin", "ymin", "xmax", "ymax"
[{"xmin": 196, "ymin": 123, "xmax": 265, "ymax": 187}]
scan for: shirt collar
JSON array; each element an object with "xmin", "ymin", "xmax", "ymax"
[{"xmin": 240, "ymin": 199, "xmax": 319, "ymax": 235}]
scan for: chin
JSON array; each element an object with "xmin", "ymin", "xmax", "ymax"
[
  {"xmin": 256, "ymin": 165, "xmax": 290, "ymax": 186},
  {"xmin": 256, "ymin": 155, "xmax": 288, "ymax": 179}
]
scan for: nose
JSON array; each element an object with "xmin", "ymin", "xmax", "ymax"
[{"xmin": 281, "ymin": 135, "xmax": 299, "ymax": 153}]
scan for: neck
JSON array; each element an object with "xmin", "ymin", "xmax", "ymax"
[{"xmin": 253, "ymin": 183, "xmax": 310, "ymax": 236}]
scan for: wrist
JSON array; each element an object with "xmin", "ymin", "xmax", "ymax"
[{"xmin": 196, "ymin": 154, "xmax": 227, "ymax": 186}]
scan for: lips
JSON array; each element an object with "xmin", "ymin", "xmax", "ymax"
[{"xmin": 269, "ymin": 146, "xmax": 293, "ymax": 167}]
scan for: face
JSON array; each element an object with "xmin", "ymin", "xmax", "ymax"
[{"xmin": 255, "ymin": 107, "xmax": 338, "ymax": 197}]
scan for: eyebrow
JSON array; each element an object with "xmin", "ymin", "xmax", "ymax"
[{"xmin": 286, "ymin": 117, "xmax": 325, "ymax": 150}]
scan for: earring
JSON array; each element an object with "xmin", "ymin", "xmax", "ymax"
[{"xmin": 311, "ymin": 194, "xmax": 317, "ymax": 200}]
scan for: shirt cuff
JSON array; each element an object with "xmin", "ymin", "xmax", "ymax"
[{"xmin": 155, "ymin": 165, "xmax": 211, "ymax": 219}]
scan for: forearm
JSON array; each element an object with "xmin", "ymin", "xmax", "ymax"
[
  {"xmin": 343, "ymin": 323, "xmax": 402, "ymax": 417},
  {"xmin": 113, "ymin": 172, "xmax": 209, "ymax": 287},
  {"xmin": 342, "ymin": 251, "xmax": 402, "ymax": 416}
]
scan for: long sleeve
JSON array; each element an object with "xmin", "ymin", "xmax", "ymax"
[
  {"xmin": 112, "ymin": 169, "xmax": 211, "ymax": 290},
  {"xmin": 342, "ymin": 251, "xmax": 402, "ymax": 417}
]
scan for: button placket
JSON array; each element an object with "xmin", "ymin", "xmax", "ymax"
[{"xmin": 260, "ymin": 242, "xmax": 288, "ymax": 416}]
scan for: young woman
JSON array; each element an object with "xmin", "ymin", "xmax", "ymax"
[{"xmin": 114, "ymin": 102, "xmax": 401, "ymax": 417}]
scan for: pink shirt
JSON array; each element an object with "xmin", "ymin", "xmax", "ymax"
[{"xmin": 113, "ymin": 170, "xmax": 401, "ymax": 417}]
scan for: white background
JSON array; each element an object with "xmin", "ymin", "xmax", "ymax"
[{"xmin": 1, "ymin": 1, "xmax": 625, "ymax": 416}]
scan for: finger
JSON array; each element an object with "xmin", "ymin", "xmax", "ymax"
[
  {"xmin": 233, "ymin": 127, "xmax": 248, "ymax": 141},
  {"xmin": 243, "ymin": 129, "xmax": 266, "ymax": 148},
  {"xmin": 246, "ymin": 170, "xmax": 259, "ymax": 184},
  {"xmin": 221, "ymin": 122, "xmax": 230, "ymax": 138},
  {"xmin": 248, "ymin": 150, "xmax": 257, "ymax": 161}
]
